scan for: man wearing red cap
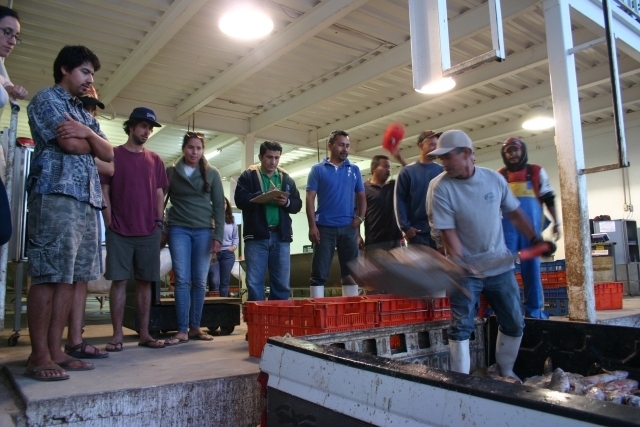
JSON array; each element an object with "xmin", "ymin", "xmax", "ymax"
[{"xmin": 498, "ymin": 137, "xmax": 561, "ymax": 319}]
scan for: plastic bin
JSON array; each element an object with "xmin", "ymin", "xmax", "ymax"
[
  {"xmin": 544, "ymin": 287, "xmax": 568, "ymax": 316},
  {"xmin": 364, "ymin": 295, "xmax": 429, "ymax": 326},
  {"xmin": 595, "ymin": 282, "xmax": 623, "ymax": 310}
]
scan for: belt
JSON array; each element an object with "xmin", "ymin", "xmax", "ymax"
[{"xmin": 268, "ymin": 225, "xmax": 279, "ymax": 232}]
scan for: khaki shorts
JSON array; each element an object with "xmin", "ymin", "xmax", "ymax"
[
  {"xmin": 27, "ymin": 193, "xmax": 100, "ymax": 285},
  {"xmin": 104, "ymin": 228, "xmax": 161, "ymax": 282}
]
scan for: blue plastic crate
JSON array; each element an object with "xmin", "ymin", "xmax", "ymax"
[
  {"xmin": 540, "ymin": 261, "xmax": 556, "ymax": 272},
  {"xmin": 554, "ymin": 260, "xmax": 566, "ymax": 271},
  {"xmin": 545, "ymin": 297, "xmax": 569, "ymax": 316},
  {"xmin": 544, "ymin": 287, "xmax": 568, "ymax": 300}
]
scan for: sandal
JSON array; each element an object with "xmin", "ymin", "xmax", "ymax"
[
  {"xmin": 65, "ymin": 341, "xmax": 109, "ymax": 359},
  {"xmin": 188, "ymin": 333, "xmax": 214, "ymax": 341},
  {"xmin": 105, "ymin": 342, "xmax": 123, "ymax": 352},
  {"xmin": 24, "ymin": 365, "xmax": 69, "ymax": 382},
  {"xmin": 137, "ymin": 339, "xmax": 165, "ymax": 349},
  {"xmin": 56, "ymin": 358, "xmax": 95, "ymax": 371}
]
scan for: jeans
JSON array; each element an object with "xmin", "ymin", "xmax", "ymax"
[
  {"xmin": 244, "ymin": 231, "xmax": 290, "ymax": 301},
  {"xmin": 168, "ymin": 226, "xmax": 212, "ymax": 333},
  {"xmin": 208, "ymin": 250, "xmax": 236, "ymax": 296},
  {"xmin": 448, "ymin": 270, "xmax": 524, "ymax": 341},
  {"xmin": 310, "ymin": 226, "xmax": 358, "ymax": 287}
]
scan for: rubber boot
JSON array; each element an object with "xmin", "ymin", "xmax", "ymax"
[
  {"xmin": 448, "ymin": 339, "xmax": 470, "ymax": 374},
  {"xmin": 310, "ymin": 286, "xmax": 324, "ymax": 298},
  {"xmin": 342, "ymin": 285, "xmax": 359, "ymax": 297},
  {"xmin": 496, "ymin": 331, "xmax": 522, "ymax": 380}
]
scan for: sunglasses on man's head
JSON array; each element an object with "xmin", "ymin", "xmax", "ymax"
[{"xmin": 185, "ymin": 131, "xmax": 204, "ymax": 139}]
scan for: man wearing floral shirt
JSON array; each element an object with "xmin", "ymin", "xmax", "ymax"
[{"xmin": 25, "ymin": 45, "xmax": 113, "ymax": 381}]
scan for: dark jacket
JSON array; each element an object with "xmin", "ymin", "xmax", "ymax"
[{"xmin": 234, "ymin": 164, "xmax": 302, "ymax": 241}]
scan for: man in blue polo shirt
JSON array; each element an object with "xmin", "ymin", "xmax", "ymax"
[{"xmin": 306, "ymin": 130, "xmax": 366, "ymax": 298}]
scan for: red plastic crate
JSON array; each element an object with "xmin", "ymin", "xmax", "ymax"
[
  {"xmin": 427, "ymin": 297, "xmax": 452, "ymax": 321},
  {"xmin": 595, "ymin": 282, "xmax": 623, "ymax": 310},
  {"xmin": 243, "ymin": 298, "xmax": 378, "ymax": 357},
  {"xmin": 364, "ymin": 295, "xmax": 429, "ymax": 326}
]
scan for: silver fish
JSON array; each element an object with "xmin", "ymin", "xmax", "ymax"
[
  {"xmin": 547, "ymin": 368, "xmax": 570, "ymax": 393},
  {"xmin": 543, "ymin": 357, "xmax": 553, "ymax": 375},
  {"xmin": 580, "ymin": 371, "xmax": 629, "ymax": 387},
  {"xmin": 606, "ymin": 390, "xmax": 627, "ymax": 404},
  {"xmin": 524, "ymin": 375, "xmax": 551, "ymax": 388},
  {"xmin": 584, "ymin": 386, "xmax": 606, "ymax": 401},
  {"xmin": 602, "ymin": 379, "xmax": 638, "ymax": 393},
  {"xmin": 625, "ymin": 394, "xmax": 640, "ymax": 407}
]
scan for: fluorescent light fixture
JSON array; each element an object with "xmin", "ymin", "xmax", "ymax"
[
  {"xmin": 219, "ymin": 1, "xmax": 273, "ymax": 40},
  {"xmin": 415, "ymin": 77, "xmax": 456, "ymax": 94},
  {"xmin": 409, "ymin": 0, "xmax": 455, "ymax": 95},
  {"xmin": 205, "ymin": 149, "xmax": 221, "ymax": 160},
  {"xmin": 289, "ymin": 167, "xmax": 311, "ymax": 178},
  {"xmin": 522, "ymin": 106, "xmax": 555, "ymax": 130}
]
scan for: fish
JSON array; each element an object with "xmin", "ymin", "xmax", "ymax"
[
  {"xmin": 602, "ymin": 379, "xmax": 638, "ymax": 393},
  {"xmin": 543, "ymin": 357, "xmax": 553, "ymax": 375},
  {"xmin": 524, "ymin": 375, "xmax": 551, "ymax": 388},
  {"xmin": 584, "ymin": 386, "xmax": 606, "ymax": 401},
  {"xmin": 579, "ymin": 370, "xmax": 629, "ymax": 387},
  {"xmin": 547, "ymin": 368, "xmax": 570, "ymax": 393},
  {"xmin": 625, "ymin": 394, "xmax": 640, "ymax": 407},
  {"xmin": 606, "ymin": 390, "xmax": 627, "ymax": 404}
]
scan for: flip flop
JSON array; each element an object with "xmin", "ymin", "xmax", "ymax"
[
  {"xmin": 24, "ymin": 365, "xmax": 69, "ymax": 382},
  {"xmin": 65, "ymin": 341, "xmax": 109, "ymax": 359},
  {"xmin": 105, "ymin": 342, "xmax": 123, "ymax": 352},
  {"xmin": 57, "ymin": 358, "xmax": 95, "ymax": 371},
  {"xmin": 188, "ymin": 333, "xmax": 214, "ymax": 341},
  {"xmin": 164, "ymin": 337, "xmax": 187, "ymax": 347},
  {"xmin": 137, "ymin": 339, "xmax": 165, "ymax": 349}
]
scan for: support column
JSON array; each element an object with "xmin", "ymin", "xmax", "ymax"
[
  {"xmin": 543, "ymin": 0, "xmax": 596, "ymax": 322},
  {"xmin": 241, "ymin": 134, "xmax": 256, "ymax": 171}
]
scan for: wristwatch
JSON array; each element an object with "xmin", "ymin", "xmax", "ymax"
[{"xmin": 155, "ymin": 219, "xmax": 165, "ymax": 231}]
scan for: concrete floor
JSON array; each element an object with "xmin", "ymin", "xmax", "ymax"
[
  {"xmin": 1, "ymin": 295, "xmax": 640, "ymax": 426},
  {"xmin": 0, "ymin": 297, "xmax": 262, "ymax": 427}
]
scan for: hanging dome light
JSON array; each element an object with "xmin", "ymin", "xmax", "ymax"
[
  {"xmin": 219, "ymin": 1, "xmax": 273, "ymax": 40},
  {"xmin": 522, "ymin": 106, "xmax": 555, "ymax": 130}
]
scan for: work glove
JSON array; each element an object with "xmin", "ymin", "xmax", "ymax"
[{"xmin": 528, "ymin": 236, "xmax": 557, "ymax": 258}]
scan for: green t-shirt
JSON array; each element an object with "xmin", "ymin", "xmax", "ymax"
[{"xmin": 260, "ymin": 167, "xmax": 281, "ymax": 227}]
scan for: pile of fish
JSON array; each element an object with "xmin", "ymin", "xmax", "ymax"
[{"xmin": 473, "ymin": 358, "xmax": 640, "ymax": 407}]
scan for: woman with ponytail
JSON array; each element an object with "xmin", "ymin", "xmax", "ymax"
[{"xmin": 166, "ymin": 132, "xmax": 225, "ymax": 342}]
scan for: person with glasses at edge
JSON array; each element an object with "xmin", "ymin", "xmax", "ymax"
[
  {"xmin": 165, "ymin": 132, "xmax": 224, "ymax": 342},
  {"xmin": 306, "ymin": 130, "xmax": 366, "ymax": 298},
  {"xmin": 235, "ymin": 140, "xmax": 302, "ymax": 302},
  {"xmin": 0, "ymin": 6, "xmax": 27, "ymax": 250},
  {"xmin": 207, "ymin": 197, "xmax": 239, "ymax": 298}
]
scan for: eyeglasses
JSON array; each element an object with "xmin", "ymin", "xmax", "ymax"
[
  {"xmin": 0, "ymin": 27, "xmax": 21, "ymax": 45},
  {"xmin": 185, "ymin": 131, "xmax": 204, "ymax": 139}
]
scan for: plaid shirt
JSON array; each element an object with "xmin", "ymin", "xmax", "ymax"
[{"xmin": 27, "ymin": 85, "xmax": 107, "ymax": 209}]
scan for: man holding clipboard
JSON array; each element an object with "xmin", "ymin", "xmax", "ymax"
[{"xmin": 234, "ymin": 141, "xmax": 302, "ymax": 301}]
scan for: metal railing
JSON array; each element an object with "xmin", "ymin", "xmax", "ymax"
[{"xmin": 616, "ymin": 0, "xmax": 640, "ymax": 21}]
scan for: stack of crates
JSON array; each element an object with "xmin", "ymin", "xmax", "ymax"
[{"xmin": 244, "ymin": 295, "xmax": 452, "ymax": 357}]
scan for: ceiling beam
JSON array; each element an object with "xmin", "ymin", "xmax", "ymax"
[
  {"xmin": 175, "ymin": 0, "xmax": 370, "ymax": 121},
  {"xmin": 249, "ymin": 0, "xmax": 541, "ymax": 134},
  {"xmin": 355, "ymin": 55, "xmax": 640, "ymax": 152},
  {"xmin": 98, "ymin": 0, "xmax": 209, "ymax": 105},
  {"xmin": 313, "ymin": 27, "xmax": 596, "ymax": 141},
  {"xmin": 370, "ymin": 84, "xmax": 640, "ymax": 160},
  {"xmin": 569, "ymin": 0, "xmax": 640, "ymax": 63}
]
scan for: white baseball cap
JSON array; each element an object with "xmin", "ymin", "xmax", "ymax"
[{"xmin": 429, "ymin": 130, "xmax": 474, "ymax": 156}]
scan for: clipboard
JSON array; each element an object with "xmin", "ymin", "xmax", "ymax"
[{"xmin": 250, "ymin": 190, "xmax": 289, "ymax": 204}]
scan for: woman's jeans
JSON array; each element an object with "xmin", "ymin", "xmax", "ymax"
[
  {"xmin": 208, "ymin": 249, "xmax": 236, "ymax": 296},
  {"xmin": 169, "ymin": 226, "xmax": 211, "ymax": 333}
]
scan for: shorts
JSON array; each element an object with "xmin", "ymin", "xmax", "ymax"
[
  {"xmin": 27, "ymin": 193, "xmax": 100, "ymax": 285},
  {"xmin": 105, "ymin": 227, "xmax": 161, "ymax": 282}
]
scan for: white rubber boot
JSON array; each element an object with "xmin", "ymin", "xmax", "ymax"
[
  {"xmin": 495, "ymin": 331, "xmax": 522, "ymax": 380},
  {"xmin": 310, "ymin": 286, "xmax": 324, "ymax": 298},
  {"xmin": 342, "ymin": 284, "xmax": 359, "ymax": 297},
  {"xmin": 448, "ymin": 339, "xmax": 470, "ymax": 374}
]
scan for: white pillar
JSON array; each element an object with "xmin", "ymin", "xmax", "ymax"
[
  {"xmin": 241, "ymin": 134, "xmax": 256, "ymax": 171},
  {"xmin": 543, "ymin": 0, "xmax": 596, "ymax": 323}
]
